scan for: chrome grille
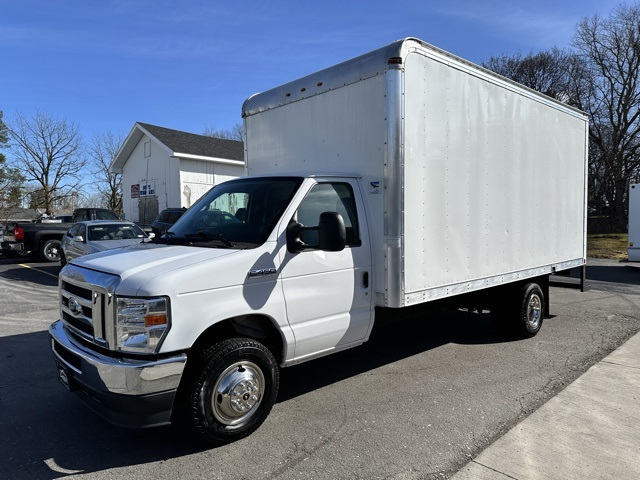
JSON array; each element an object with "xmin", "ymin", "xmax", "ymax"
[{"xmin": 59, "ymin": 265, "xmax": 121, "ymax": 350}]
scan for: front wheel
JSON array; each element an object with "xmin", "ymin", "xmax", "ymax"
[
  {"xmin": 181, "ymin": 338, "xmax": 279, "ymax": 445},
  {"xmin": 40, "ymin": 239, "xmax": 62, "ymax": 262}
]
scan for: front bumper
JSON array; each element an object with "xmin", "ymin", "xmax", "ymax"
[{"xmin": 49, "ymin": 320, "xmax": 187, "ymax": 428}]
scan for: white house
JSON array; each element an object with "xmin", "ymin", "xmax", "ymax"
[{"xmin": 110, "ymin": 122, "xmax": 246, "ymax": 225}]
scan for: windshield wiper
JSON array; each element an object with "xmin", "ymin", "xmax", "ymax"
[
  {"xmin": 153, "ymin": 231, "xmax": 177, "ymax": 244},
  {"xmin": 185, "ymin": 231, "xmax": 235, "ymax": 248}
]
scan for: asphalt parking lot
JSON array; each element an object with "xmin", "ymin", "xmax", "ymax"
[{"xmin": 1, "ymin": 256, "xmax": 639, "ymax": 480}]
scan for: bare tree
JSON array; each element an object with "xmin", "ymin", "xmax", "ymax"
[
  {"xmin": 87, "ymin": 131, "xmax": 125, "ymax": 213},
  {"xmin": 8, "ymin": 111, "xmax": 86, "ymax": 215},
  {"xmin": 573, "ymin": 3, "xmax": 640, "ymax": 228},
  {"xmin": 483, "ymin": 48, "xmax": 577, "ymax": 103},
  {"xmin": 203, "ymin": 123, "xmax": 244, "ymax": 141}
]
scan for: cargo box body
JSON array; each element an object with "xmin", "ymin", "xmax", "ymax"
[{"xmin": 243, "ymin": 38, "xmax": 588, "ymax": 308}]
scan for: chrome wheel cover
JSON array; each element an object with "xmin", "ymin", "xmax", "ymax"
[
  {"xmin": 211, "ymin": 361, "xmax": 265, "ymax": 427},
  {"xmin": 46, "ymin": 244, "xmax": 60, "ymax": 260},
  {"xmin": 526, "ymin": 293, "xmax": 542, "ymax": 331}
]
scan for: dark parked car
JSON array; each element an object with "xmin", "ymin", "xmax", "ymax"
[{"xmin": 151, "ymin": 207, "xmax": 186, "ymax": 237}]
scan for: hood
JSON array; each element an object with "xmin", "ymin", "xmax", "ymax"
[{"xmin": 71, "ymin": 242, "xmax": 238, "ymax": 281}]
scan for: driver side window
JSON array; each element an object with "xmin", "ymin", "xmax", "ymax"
[{"xmin": 295, "ymin": 182, "xmax": 361, "ymax": 247}]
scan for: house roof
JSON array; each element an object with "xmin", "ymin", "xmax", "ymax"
[
  {"xmin": 110, "ymin": 122, "xmax": 244, "ymax": 173},
  {"xmin": 1, "ymin": 208, "xmax": 42, "ymax": 222}
]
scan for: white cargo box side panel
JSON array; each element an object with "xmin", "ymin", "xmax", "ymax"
[
  {"xmin": 403, "ymin": 51, "xmax": 588, "ymax": 303},
  {"xmin": 629, "ymin": 184, "xmax": 640, "ymax": 262},
  {"xmin": 245, "ymin": 75, "xmax": 387, "ymax": 179}
]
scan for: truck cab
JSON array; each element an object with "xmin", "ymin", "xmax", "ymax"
[{"xmin": 50, "ymin": 174, "xmax": 373, "ymax": 442}]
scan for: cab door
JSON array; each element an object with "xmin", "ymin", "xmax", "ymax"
[{"xmin": 279, "ymin": 179, "xmax": 373, "ymax": 361}]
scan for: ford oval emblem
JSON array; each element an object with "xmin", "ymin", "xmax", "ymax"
[{"xmin": 68, "ymin": 298, "xmax": 83, "ymax": 317}]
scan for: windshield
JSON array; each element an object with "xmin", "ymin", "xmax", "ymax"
[
  {"xmin": 88, "ymin": 224, "xmax": 146, "ymax": 241},
  {"xmin": 161, "ymin": 177, "xmax": 303, "ymax": 248}
]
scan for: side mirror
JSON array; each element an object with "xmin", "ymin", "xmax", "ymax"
[
  {"xmin": 286, "ymin": 212, "xmax": 346, "ymax": 253},
  {"xmin": 147, "ymin": 232, "xmax": 156, "ymax": 239},
  {"xmin": 318, "ymin": 212, "xmax": 346, "ymax": 252},
  {"xmin": 73, "ymin": 235, "xmax": 85, "ymax": 243}
]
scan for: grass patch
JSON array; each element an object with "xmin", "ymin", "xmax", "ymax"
[{"xmin": 587, "ymin": 233, "xmax": 628, "ymax": 260}]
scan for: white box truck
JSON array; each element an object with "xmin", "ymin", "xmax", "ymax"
[
  {"xmin": 629, "ymin": 183, "xmax": 640, "ymax": 261},
  {"xmin": 49, "ymin": 38, "xmax": 588, "ymax": 444}
]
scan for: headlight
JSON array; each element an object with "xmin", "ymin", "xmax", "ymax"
[{"xmin": 116, "ymin": 297, "xmax": 169, "ymax": 354}]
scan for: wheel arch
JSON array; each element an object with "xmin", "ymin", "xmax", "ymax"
[
  {"xmin": 190, "ymin": 314, "xmax": 286, "ymax": 365},
  {"xmin": 34, "ymin": 231, "xmax": 64, "ymax": 246}
]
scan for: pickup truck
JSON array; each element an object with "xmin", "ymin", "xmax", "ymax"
[{"xmin": 1, "ymin": 208, "xmax": 120, "ymax": 261}]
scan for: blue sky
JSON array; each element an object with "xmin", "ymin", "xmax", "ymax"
[{"xmin": 1, "ymin": 0, "xmax": 622, "ymax": 140}]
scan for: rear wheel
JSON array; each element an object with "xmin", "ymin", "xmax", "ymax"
[
  {"xmin": 180, "ymin": 337, "xmax": 279, "ymax": 445},
  {"xmin": 491, "ymin": 282, "xmax": 545, "ymax": 337},
  {"xmin": 40, "ymin": 239, "xmax": 62, "ymax": 262},
  {"xmin": 518, "ymin": 283, "xmax": 544, "ymax": 337}
]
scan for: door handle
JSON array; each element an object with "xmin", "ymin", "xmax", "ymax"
[{"xmin": 362, "ymin": 271, "xmax": 369, "ymax": 289}]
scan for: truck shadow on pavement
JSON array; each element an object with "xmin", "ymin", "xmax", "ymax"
[
  {"xmin": 279, "ymin": 307, "xmax": 521, "ymax": 402},
  {"xmin": 1, "ymin": 309, "xmax": 517, "ymax": 479}
]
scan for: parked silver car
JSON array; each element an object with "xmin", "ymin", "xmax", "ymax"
[{"xmin": 60, "ymin": 220, "xmax": 152, "ymax": 266}]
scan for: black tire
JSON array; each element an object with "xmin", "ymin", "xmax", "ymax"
[
  {"xmin": 40, "ymin": 239, "xmax": 62, "ymax": 262},
  {"xmin": 517, "ymin": 283, "xmax": 544, "ymax": 337},
  {"xmin": 181, "ymin": 338, "xmax": 279, "ymax": 445}
]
